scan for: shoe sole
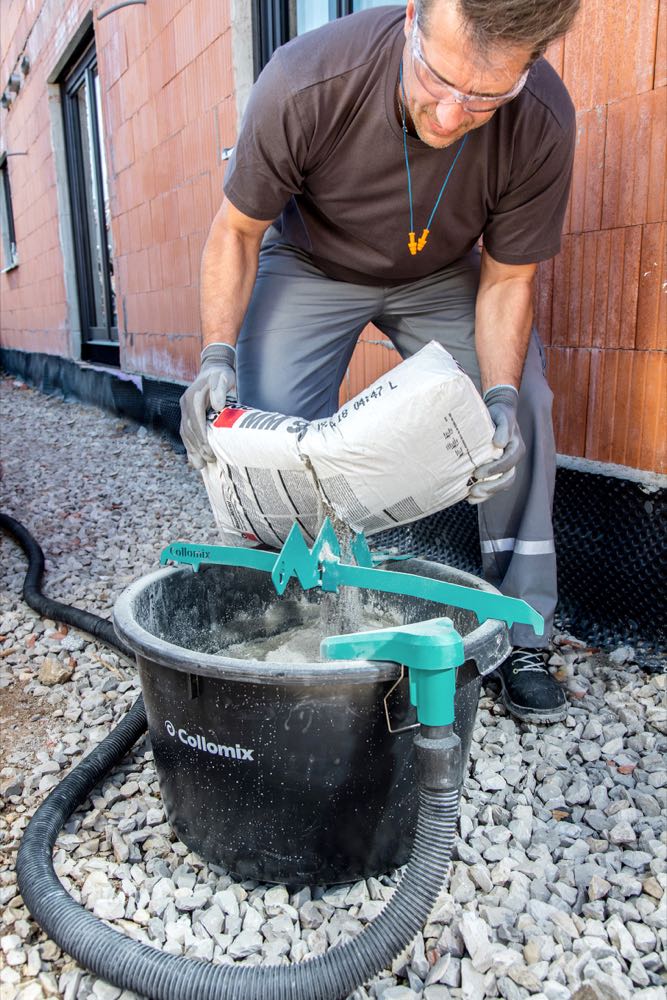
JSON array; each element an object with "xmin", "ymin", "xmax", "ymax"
[{"xmin": 501, "ymin": 690, "xmax": 568, "ymax": 725}]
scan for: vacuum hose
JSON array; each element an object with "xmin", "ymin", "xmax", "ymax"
[
  {"xmin": 0, "ymin": 513, "xmax": 135, "ymax": 660},
  {"xmin": 3, "ymin": 512, "xmax": 460, "ymax": 1000}
]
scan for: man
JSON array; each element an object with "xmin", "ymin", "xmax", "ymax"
[{"xmin": 180, "ymin": 0, "xmax": 580, "ymax": 723}]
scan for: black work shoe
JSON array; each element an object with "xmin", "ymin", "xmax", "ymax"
[{"xmin": 498, "ymin": 648, "xmax": 567, "ymax": 724}]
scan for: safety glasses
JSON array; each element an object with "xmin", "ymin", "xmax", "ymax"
[{"xmin": 411, "ymin": 27, "xmax": 529, "ymax": 113}]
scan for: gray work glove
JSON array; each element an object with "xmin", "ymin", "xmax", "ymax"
[
  {"xmin": 468, "ymin": 384, "xmax": 525, "ymax": 504},
  {"xmin": 179, "ymin": 343, "xmax": 237, "ymax": 469}
]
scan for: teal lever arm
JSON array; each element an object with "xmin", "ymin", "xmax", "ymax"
[
  {"xmin": 159, "ymin": 541, "xmax": 277, "ymax": 574},
  {"xmin": 272, "ymin": 522, "xmax": 543, "ymax": 636},
  {"xmin": 159, "ymin": 519, "xmax": 544, "ymax": 637},
  {"xmin": 319, "ymin": 561, "xmax": 544, "ymax": 635},
  {"xmin": 321, "ymin": 617, "xmax": 465, "ymax": 726}
]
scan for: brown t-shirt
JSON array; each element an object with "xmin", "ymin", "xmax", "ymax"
[{"xmin": 224, "ymin": 5, "xmax": 576, "ymax": 286}]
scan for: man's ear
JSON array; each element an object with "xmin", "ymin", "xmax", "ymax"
[{"xmin": 404, "ymin": 0, "xmax": 416, "ymax": 39}]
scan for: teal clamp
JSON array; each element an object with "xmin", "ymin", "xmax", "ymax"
[
  {"xmin": 160, "ymin": 520, "xmax": 544, "ymax": 727},
  {"xmin": 322, "ymin": 617, "xmax": 465, "ymax": 727},
  {"xmin": 351, "ymin": 532, "xmax": 414, "ymax": 567}
]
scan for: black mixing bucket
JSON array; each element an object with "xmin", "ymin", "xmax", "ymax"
[{"xmin": 113, "ymin": 559, "xmax": 510, "ymax": 884}]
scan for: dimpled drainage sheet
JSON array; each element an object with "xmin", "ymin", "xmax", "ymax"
[{"xmin": 375, "ymin": 469, "xmax": 666, "ymax": 665}]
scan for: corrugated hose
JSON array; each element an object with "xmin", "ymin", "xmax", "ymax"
[{"xmin": 2, "ymin": 511, "xmax": 460, "ymax": 1000}]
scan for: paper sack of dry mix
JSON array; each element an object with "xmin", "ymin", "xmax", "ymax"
[{"xmin": 200, "ymin": 341, "xmax": 501, "ymax": 548}]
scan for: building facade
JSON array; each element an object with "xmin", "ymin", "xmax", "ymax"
[
  {"xmin": 2, "ymin": 1, "xmax": 665, "ymax": 650},
  {"xmin": 1, "ymin": 0, "xmax": 665, "ymax": 478}
]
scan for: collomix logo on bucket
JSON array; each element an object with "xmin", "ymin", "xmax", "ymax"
[{"xmin": 164, "ymin": 720, "xmax": 255, "ymax": 761}]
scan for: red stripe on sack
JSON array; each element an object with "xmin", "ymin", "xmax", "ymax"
[{"xmin": 213, "ymin": 407, "xmax": 246, "ymax": 428}]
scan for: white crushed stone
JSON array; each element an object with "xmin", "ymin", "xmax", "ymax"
[{"xmin": 0, "ymin": 376, "xmax": 665, "ymax": 1000}]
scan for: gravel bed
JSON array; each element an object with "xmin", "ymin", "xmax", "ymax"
[{"xmin": 1, "ymin": 374, "xmax": 665, "ymax": 1000}]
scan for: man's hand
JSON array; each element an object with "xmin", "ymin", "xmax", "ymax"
[
  {"xmin": 468, "ymin": 384, "xmax": 525, "ymax": 504},
  {"xmin": 180, "ymin": 198, "xmax": 270, "ymax": 469},
  {"xmin": 179, "ymin": 343, "xmax": 237, "ymax": 469}
]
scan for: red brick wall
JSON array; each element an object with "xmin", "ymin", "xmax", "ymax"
[
  {"xmin": 536, "ymin": 0, "xmax": 666, "ymax": 473},
  {"xmin": 101, "ymin": 0, "xmax": 234, "ymax": 379},
  {"xmin": 0, "ymin": 0, "xmax": 233, "ymax": 380},
  {"xmin": 0, "ymin": 0, "xmax": 94, "ymax": 357},
  {"xmin": 342, "ymin": 0, "xmax": 667, "ymax": 474}
]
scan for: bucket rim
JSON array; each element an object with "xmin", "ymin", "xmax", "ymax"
[{"xmin": 112, "ymin": 560, "xmax": 510, "ymax": 685}]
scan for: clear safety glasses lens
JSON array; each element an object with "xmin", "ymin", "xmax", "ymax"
[{"xmin": 411, "ymin": 32, "xmax": 529, "ymax": 112}]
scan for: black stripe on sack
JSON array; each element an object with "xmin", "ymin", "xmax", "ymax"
[
  {"xmin": 276, "ymin": 471, "xmax": 317, "ymax": 542},
  {"xmin": 296, "ymin": 518, "xmax": 316, "ymax": 543},
  {"xmin": 243, "ymin": 468, "xmax": 284, "ymax": 548},
  {"xmin": 225, "ymin": 463, "xmax": 270, "ymax": 546},
  {"xmin": 276, "ymin": 470, "xmax": 300, "ymax": 516}
]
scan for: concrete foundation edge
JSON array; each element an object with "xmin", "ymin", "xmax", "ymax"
[{"xmin": 1, "ymin": 348, "xmax": 185, "ymax": 444}]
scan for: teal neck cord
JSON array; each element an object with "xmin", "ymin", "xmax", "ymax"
[{"xmin": 399, "ymin": 58, "xmax": 469, "ymax": 255}]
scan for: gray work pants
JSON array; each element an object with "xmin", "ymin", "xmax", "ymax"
[{"xmin": 236, "ymin": 241, "xmax": 557, "ymax": 647}]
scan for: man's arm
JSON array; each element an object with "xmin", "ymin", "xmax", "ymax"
[
  {"xmin": 200, "ymin": 197, "xmax": 274, "ymax": 349},
  {"xmin": 179, "ymin": 198, "xmax": 273, "ymax": 468},
  {"xmin": 474, "ymin": 248, "xmax": 537, "ymax": 393},
  {"xmin": 467, "ymin": 248, "xmax": 538, "ymax": 502}
]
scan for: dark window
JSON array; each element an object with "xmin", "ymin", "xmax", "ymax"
[
  {"xmin": 61, "ymin": 35, "xmax": 119, "ymax": 365},
  {"xmin": 253, "ymin": 0, "xmax": 403, "ymax": 74},
  {"xmin": 252, "ymin": 0, "xmax": 292, "ymax": 74},
  {"xmin": 0, "ymin": 153, "xmax": 18, "ymax": 271}
]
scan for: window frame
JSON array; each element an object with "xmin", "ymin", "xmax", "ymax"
[
  {"xmin": 60, "ymin": 34, "xmax": 119, "ymax": 366},
  {"xmin": 0, "ymin": 153, "xmax": 19, "ymax": 272},
  {"xmin": 252, "ymin": 0, "xmax": 357, "ymax": 75}
]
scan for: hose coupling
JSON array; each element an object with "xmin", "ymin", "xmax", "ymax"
[{"xmin": 414, "ymin": 729, "xmax": 462, "ymax": 791}]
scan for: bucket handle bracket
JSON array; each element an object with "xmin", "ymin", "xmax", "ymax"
[{"xmin": 383, "ymin": 666, "xmax": 421, "ymax": 734}]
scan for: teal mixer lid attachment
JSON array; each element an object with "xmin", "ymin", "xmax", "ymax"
[{"xmin": 160, "ymin": 518, "xmax": 544, "ymax": 727}]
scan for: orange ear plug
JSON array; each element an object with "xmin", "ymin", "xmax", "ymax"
[
  {"xmin": 417, "ymin": 228, "xmax": 429, "ymax": 252},
  {"xmin": 400, "ymin": 60, "xmax": 470, "ymax": 262}
]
